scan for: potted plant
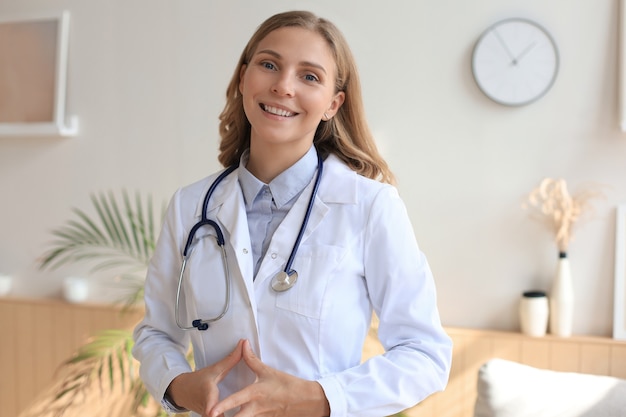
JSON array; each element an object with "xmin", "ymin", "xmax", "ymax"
[
  {"xmin": 524, "ymin": 177, "xmax": 604, "ymax": 337},
  {"xmin": 21, "ymin": 190, "xmax": 171, "ymax": 417}
]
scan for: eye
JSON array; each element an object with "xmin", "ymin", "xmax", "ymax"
[
  {"xmin": 261, "ymin": 61, "xmax": 276, "ymax": 71},
  {"xmin": 304, "ymin": 73, "xmax": 320, "ymax": 83}
]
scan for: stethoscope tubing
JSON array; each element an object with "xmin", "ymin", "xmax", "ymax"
[
  {"xmin": 175, "ymin": 240, "xmax": 230, "ymax": 331},
  {"xmin": 175, "ymin": 152, "xmax": 323, "ymax": 330},
  {"xmin": 281, "ymin": 153, "xmax": 323, "ymax": 276},
  {"xmin": 176, "ymin": 164, "xmax": 238, "ymax": 331}
]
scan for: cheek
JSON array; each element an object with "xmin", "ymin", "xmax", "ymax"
[
  {"xmin": 240, "ymin": 70, "xmax": 265, "ymax": 102},
  {"xmin": 301, "ymin": 92, "xmax": 331, "ymax": 115},
  {"xmin": 239, "ymin": 76, "xmax": 257, "ymax": 116}
]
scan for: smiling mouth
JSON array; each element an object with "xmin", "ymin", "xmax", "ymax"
[{"xmin": 261, "ymin": 104, "xmax": 297, "ymax": 117}]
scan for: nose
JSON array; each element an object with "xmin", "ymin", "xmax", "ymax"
[{"xmin": 271, "ymin": 73, "xmax": 295, "ymax": 97}]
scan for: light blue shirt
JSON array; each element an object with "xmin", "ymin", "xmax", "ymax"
[{"xmin": 237, "ymin": 146, "xmax": 318, "ymax": 277}]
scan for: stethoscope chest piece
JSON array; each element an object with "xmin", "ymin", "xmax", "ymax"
[{"xmin": 271, "ymin": 270, "xmax": 298, "ymax": 292}]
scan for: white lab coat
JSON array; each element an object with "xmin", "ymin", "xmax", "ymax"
[{"xmin": 132, "ymin": 154, "xmax": 452, "ymax": 417}]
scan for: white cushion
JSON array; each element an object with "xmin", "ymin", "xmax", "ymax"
[{"xmin": 474, "ymin": 358, "xmax": 626, "ymax": 417}]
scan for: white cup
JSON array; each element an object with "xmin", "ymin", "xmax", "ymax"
[
  {"xmin": 63, "ymin": 277, "xmax": 89, "ymax": 303},
  {"xmin": 519, "ymin": 290, "xmax": 549, "ymax": 337},
  {"xmin": 0, "ymin": 275, "xmax": 12, "ymax": 296}
]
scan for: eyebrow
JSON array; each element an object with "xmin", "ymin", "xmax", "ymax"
[{"xmin": 255, "ymin": 49, "xmax": 327, "ymax": 75}]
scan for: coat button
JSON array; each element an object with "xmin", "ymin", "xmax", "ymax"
[
  {"xmin": 271, "ymin": 253, "xmax": 277, "ymax": 259},
  {"xmin": 243, "ymin": 248, "xmax": 248, "ymax": 254}
]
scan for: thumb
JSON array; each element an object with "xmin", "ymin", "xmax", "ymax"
[
  {"xmin": 213, "ymin": 339, "xmax": 244, "ymax": 382},
  {"xmin": 241, "ymin": 339, "xmax": 264, "ymax": 374}
]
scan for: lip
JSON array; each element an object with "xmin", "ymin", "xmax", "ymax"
[{"xmin": 260, "ymin": 103, "xmax": 299, "ymax": 118}]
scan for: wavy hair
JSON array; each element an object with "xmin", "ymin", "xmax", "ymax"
[{"xmin": 218, "ymin": 10, "xmax": 395, "ymax": 184}]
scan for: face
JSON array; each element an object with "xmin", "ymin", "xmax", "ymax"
[{"xmin": 239, "ymin": 27, "xmax": 345, "ymax": 155}]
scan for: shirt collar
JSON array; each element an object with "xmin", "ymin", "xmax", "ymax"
[{"xmin": 238, "ymin": 146, "xmax": 318, "ymax": 209}]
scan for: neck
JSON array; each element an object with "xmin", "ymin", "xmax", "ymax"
[{"xmin": 246, "ymin": 142, "xmax": 312, "ymax": 183}]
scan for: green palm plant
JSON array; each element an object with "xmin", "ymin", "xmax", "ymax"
[
  {"xmin": 40, "ymin": 190, "xmax": 160, "ymax": 308},
  {"xmin": 24, "ymin": 190, "xmax": 173, "ymax": 417}
]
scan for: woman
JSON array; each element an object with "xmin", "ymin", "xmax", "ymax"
[{"xmin": 133, "ymin": 10, "xmax": 452, "ymax": 417}]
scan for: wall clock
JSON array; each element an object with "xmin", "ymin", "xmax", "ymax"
[{"xmin": 471, "ymin": 18, "xmax": 559, "ymax": 106}]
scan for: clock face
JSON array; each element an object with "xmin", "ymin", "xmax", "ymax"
[{"xmin": 472, "ymin": 18, "xmax": 559, "ymax": 106}]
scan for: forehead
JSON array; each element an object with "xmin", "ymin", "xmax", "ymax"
[{"xmin": 253, "ymin": 26, "xmax": 336, "ymax": 66}]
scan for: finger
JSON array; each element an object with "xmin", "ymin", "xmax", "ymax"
[
  {"xmin": 208, "ymin": 387, "xmax": 252, "ymax": 417},
  {"xmin": 214, "ymin": 339, "xmax": 245, "ymax": 381},
  {"xmin": 203, "ymin": 388, "xmax": 221, "ymax": 416},
  {"xmin": 241, "ymin": 339, "xmax": 265, "ymax": 375}
]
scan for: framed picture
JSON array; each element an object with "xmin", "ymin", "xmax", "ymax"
[
  {"xmin": 0, "ymin": 10, "xmax": 78, "ymax": 136},
  {"xmin": 618, "ymin": 0, "xmax": 626, "ymax": 132},
  {"xmin": 614, "ymin": 204, "xmax": 626, "ymax": 340}
]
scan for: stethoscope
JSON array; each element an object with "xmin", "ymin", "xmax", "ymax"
[{"xmin": 175, "ymin": 153, "xmax": 324, "ymax": 331}]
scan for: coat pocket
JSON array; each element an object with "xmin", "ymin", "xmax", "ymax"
[{"xmin": 274, "ymin": 244, "xmax": 349, "ymax": 319}]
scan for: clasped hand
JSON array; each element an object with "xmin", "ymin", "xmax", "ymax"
[{"xmin": 167, "ymin": 339, "xmax": 330, "ymax": 417}]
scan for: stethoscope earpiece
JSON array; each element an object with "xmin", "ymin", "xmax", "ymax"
[{"xmin": 192, "ymin": 319, "xmax": 209, "ymax": 331}]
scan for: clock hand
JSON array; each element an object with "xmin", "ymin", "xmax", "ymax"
[
  {"xmin": 513, "ymin": 42, "xmax": 538, "ymax": 64},
  {"xmin": 493, "ymin": 29, "xmax": 517, "ymax": 65}
]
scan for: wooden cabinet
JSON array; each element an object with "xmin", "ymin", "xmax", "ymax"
[
  {"xmin": 0, "ymin": 297, "xmax": 143, "ymax": 416},
  {"xmin": 4, "ymin": 298, "xmax": 626, "ymax": 417},
  {"xmin": 405, "ymin": 327, "xmax": 626, "ymax": 417}
]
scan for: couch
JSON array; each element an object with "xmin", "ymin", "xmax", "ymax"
[{"xmin": 474, "ymin": 358, "xmax": 626, "ymax": 417}]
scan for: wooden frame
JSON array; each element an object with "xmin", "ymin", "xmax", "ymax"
[
  {"xmin": 615, "ymin": 204, "xmax": 626, "ymax": 340},
  {"xmin": 617, "ymin": 0, "xmax": 626, "ymax": 132},
  {"xmin": 0, "ymin": 10, "xmax": 78, "ymax": 136}
]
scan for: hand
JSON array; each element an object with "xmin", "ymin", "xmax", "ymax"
[
  {"xmin": 209, "ymin": 340, "xmax": 330, "ymax": 417},
  {"xmin": 167, "ymin": 339, "xmax": 245, "ymax": 417}
]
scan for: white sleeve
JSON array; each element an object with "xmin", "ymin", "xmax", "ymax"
[
  {"xmin": 318, "ymin": 186, "xmax": 452, "ymax": 416},
  {"xmin": 132, "ymin": 189, "xmax": 193, "ymax": 408}
]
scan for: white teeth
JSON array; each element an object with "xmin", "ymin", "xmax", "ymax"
[{"xmin": 263, "ymin": 104, "xmax": 295, "ymax": 117}]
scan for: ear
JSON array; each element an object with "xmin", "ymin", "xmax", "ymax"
[
  {"xmin": 325, "ymin": 91, "xmax": 345, "ymax": 119},
  {"xmin": 238, "ymin": 65, "xmax": 247, "ymax": 95}
]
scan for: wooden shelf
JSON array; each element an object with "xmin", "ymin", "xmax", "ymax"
[{"xmin": 0, "ymin": 297, "xmax": 143, "ymax": 416}]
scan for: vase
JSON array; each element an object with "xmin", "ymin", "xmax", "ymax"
[
  {"xmin": 519, "ymin": 290, "xmax": 549, "ymax": 337},
  {"xmin": 549, "ymin": 252, "xmax": 575, "ymax": 337},
  {"xmin": 63, "ymin": 277, "xmax": 89, "ymax": 303},
  {"xmin": 0, "ymin": 274, "xmax": 11, "ymax": 296}
]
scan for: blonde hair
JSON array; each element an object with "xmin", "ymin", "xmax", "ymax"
[{"xmin": 218, "ymin": 10, "xmax": 395, "ymax": 184}]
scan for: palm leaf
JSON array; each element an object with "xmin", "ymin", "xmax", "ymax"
[
  {"xmin": 29, "ymin": 189, "xmax": 180, "ymax": 417},
  {"xmin": 39, "ymin": 190, "xmax": 163, "ymax": 277}
]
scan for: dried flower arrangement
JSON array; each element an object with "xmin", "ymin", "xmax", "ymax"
[{"xmin": 524, "ymin": 178, "xmax": 604, "ymax": 253}]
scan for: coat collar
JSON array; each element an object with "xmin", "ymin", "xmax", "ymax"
[
  {"xmin": 315, "ymin": 154, "xmax": 358, "ymax": 204},
  {"xmin": 193, "ymin": 153, "xmax": 357, "ymax": 219},
  {"xmin": 189, "ymin": 154, "xmax": 360, "ymax": 305}
]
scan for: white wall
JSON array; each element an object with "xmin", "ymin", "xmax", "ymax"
[{"xmin": 1, "ymin": 0, "xmax": 624, "ymax": 337}]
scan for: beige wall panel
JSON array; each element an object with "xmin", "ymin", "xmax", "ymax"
[
  {"xmin": 491, "ymin": 336, "xmax": 521, "ymax": 362},
  {"xmin": 520, "ymin": 338, "xmax": 550, "ymax": 368},
  {"xmin": 1, "ymin": 298, "xmax": 142, "ymax": 416},
  {"xmin": 549, "ymin": 341, "xmax": 581, "ymax": 372},
  {"xmin": 579, "ymin": 344, "xmax": 611, "ymax": 376},
  {"xmin": 5, "ymin": 305, "xmax": 626, "ymax": 417},
  {"xmin": 0, "ymin": 301, "xmax": 19, "ymax": 416},
  {"xmin": 610, "ymin": 345, "xmax": 626, "ymax": 377}
]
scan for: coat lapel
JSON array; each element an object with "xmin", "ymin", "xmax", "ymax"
[
  {"xmin": 194, "ymin": 169, "xmax": 258, "ymax": 313},
  {"xmin": 192, "ymin": 156, "xmax": 358, "ymax": 304},
  {"xmin": 254, "ymin": 155, "xmax": 357, "ymax": 287}
]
